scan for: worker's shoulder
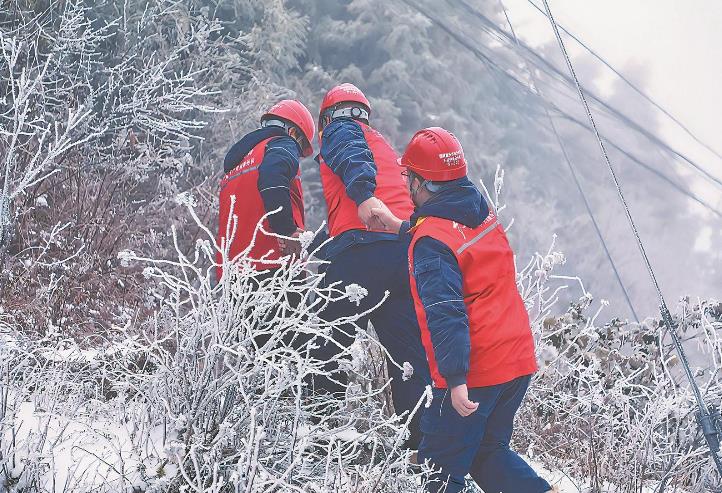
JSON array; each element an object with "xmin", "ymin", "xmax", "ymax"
[
  {"xmin": 415, "ymin": 215, "xmax": 453, "ymax": 233},
  {"xmin": 412, "ymin": 217, "xmax": 462, "ymax": 249},
  {"xmin": 265, "ymin": 134, "xmax": 298, "ymax": 150},
  {"xmin": 264, "ymin": 134, "xmax": 301, "ymax": 158}
]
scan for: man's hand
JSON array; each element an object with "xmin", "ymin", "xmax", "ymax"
[
  {"xmin": 371, "ymin": 206, "xmax": 403, "ymax": 234},
  {"xmin": 450, "ymin": 384, "xmax": 478, "ymax": 417},
  {"xmin": 277, "ymin": 228, "xmax": 304, "ymax": 257},
  {"xmin": 357, "ymin": 197, "xmax": 391, "ymax": 231}
]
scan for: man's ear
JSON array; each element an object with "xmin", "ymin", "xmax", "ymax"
[
  {"xmin": 319, "ymin": 114, "xmax": 331, "ymax": 133},
  {"xmin": 410, "ymin": 174, "xmax": 419, "ymax": 190},
  {"xmin": 287, "ymin": 127, "xmax": 302, "ymax": 145},
  {"xmin": 287, "ymin": 127, "xmax": 308, "ymax": 153}
]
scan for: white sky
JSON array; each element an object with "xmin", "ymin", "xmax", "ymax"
[{"xmin": 503, "ymin": 0, "xmax": 722, "ymax": 231}]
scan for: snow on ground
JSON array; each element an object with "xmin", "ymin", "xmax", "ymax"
[
  {"xmin": 529, "ymin": 458, "xmax": 585, "ymax": 492},
  {"xmin": 529, "ymin": 458, "xmax": 674, "ymax": 493},
  {"xmin": 2, "ymin": 397, "xmax": 677, "ymax": 492},
  {"xmin": 2, "ymin": 398, "xmax": 169, "ymax": 492}
]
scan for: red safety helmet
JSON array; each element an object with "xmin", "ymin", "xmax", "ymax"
[
  {"xmin": 262, "ymin": 99, "xmax": 315, "ymax": 157},
  {"xmin": 398, "ymin": 127, "xmax": 467, "ymax": 182},
  {"xmin": 319, "ymin": 83, "xmax": 371, "ymax": 117}
]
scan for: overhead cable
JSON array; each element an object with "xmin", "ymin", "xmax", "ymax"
[
  {"xmin": 524, "ymin": 0, "xmax": 722, "ymax": 162},
  {"xmin": 452, "ymin": 0, "xmax": 722, "ymax": 191},
  {"xmin": 398, "ymin": 0, "xmax": 722, "ymax": 219}
]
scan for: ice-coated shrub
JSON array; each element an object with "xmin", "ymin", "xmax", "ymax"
[{"xmin": 1, "ymin": 201, "xmax": 432, "ymax": 492}]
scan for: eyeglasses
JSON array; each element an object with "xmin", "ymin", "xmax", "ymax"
[{"xmin": 401, "ymin": 170, "xmax": 419, "ymax": 181}]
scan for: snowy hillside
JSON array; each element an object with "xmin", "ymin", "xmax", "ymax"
[{"xmin": 1, "ymin": 0, "xmax": 721, "ymax": 491}]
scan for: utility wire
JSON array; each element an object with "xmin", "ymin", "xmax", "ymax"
[
  {"xmin": 600, "ymin": 134, "xmax": 722, "ymax": 220},
  {"xmin": 451, "ymin": 0, "xmax": 722, "ymax": 191},
  {"xmin": 541, "ymin": 0, "xmax": 722, "ymax": 478},
  {"xmin": 399, "ymin": 0, "xmax": 722, "ymax": 219},
  {"xmin": 499, "ymin": 0, "xmax": 640, "ymax": 322},
  {"xmin": 524, "ymin": 0, "xmax": 722, "ymax": 163},
  {"xmin": 551, "ymin": 106, "xmax": 722, "ymax": 220}
]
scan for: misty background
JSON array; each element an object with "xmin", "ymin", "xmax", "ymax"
[{"xmin": 289, "ymin": 0, "xmax": 722, "ymax": 321}]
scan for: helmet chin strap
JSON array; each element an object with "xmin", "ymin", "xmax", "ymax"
[
  {"xmin": 261, "ymin": 118, "xmax": 289, "ymax": 131},
  {"xmin": 330, "ymin": 106, "xmax": 369, "ymax": 121},
  {"xmin": 320, "ymin": 105, "xmax": 370, "ymax": 131},
  {"xmin": 262, "ymin": 118, "xmax": 306, "ymax": 151}
]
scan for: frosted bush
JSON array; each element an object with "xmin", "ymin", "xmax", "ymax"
[
  {"xmin": 402, "ymin": 362, "xmax": 414, "ymax": 382},
  {"xmin": 515, "ymin": 246, "xmax": 721, "ymax": 491},
  {"xmin": 345, "ymin": 284, "xmax": 369, "ymax": 307},
  {"xmin": 0, "ymin": 206, "xmax": 433, "ymax": 491},
  {"xmin": 95, "ymin": 204, "xmax": 429, "ymax": 492}
]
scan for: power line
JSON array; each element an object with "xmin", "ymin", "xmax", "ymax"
[
  {"xmin": 551, "ymin": 108, "xmax": 722, "ymax": 220},
  {"xmin": 541, "ymin": 0, "xmax": 722, "ymax": 478},
  {"xmin": 450, "ymin": 0, "xmax": 722, "ymax": 192},
  {"xmin": 499, "ymin": 0, "xmax": 640, "ymax": 322},
  {"xmin": 599, "ymin": 133, "xmax": 722, "ymax": 220},
  {"xmin": 524, "ymin": 0, "xmax": 722, "ymax": 163},
  {"xmin": 398, "ymin": 0, "xmax": 722, "ymax": 219}
]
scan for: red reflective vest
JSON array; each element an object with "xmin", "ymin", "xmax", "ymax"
[
  {"xmin": 319, "ymin": 122, "xmax": 413, "ymax": 237},
  {"xmin": 217, "ymin": 137, "xmax": 304, "ymax": 278},
  {"xmin": 408, "ymin": 211, "xmax": 538, "ymax": 388}
]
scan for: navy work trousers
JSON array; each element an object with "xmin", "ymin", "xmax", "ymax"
[
  {"xmin": 419, "ymin": 375, "xmax": 551, "ymax": 493},
  {"xmin": 311, "ymin": 235, "xmax": 431, "ymax": 449}
]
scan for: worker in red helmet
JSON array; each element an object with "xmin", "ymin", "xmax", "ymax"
[
  {"xmin": 311, "ymin": 83, "xmax": 431, "ymax": 449},
  {"xmin": 372, "ymin": 127, "xmax": 553, "ymax": 493},
  {"xmin": 217, "ymin": 99, "xmax": 314, "ymax": 280}
]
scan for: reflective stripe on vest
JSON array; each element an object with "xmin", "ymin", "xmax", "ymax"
[
  {"xmin": 408, "ymin": 212, "xmax": 538, "ymax": 389},
  {"xmin": 456, "ymin": 220, "xmax": 501, "ymax": 254},
  {"xmin": 217, "ymin": 136, "xmax": 304, "ymax": 278},
  {"xmin": 319, "ymin": 122, "xmax": 413, "ymax": 237}
]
